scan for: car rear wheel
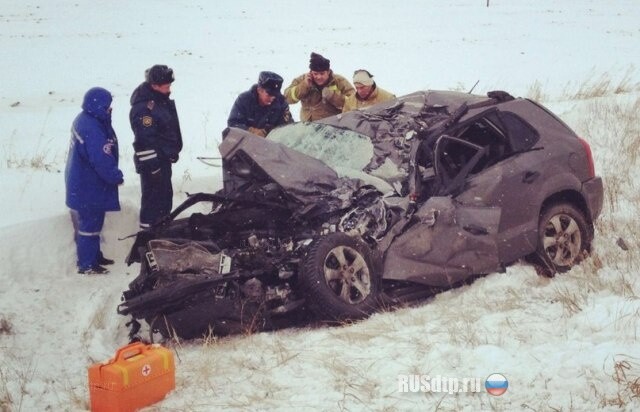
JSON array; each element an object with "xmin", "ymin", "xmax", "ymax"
[
  {"xmin": 300, "ymin": 233, "xmax": 380, "ymax": 321},
  {"xmin": 533, "ymin": 203, "xmax": 593, "ymax": 277}
]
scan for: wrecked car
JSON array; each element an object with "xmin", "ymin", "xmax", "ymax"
[{"xmin": 118, "ymin": 90, "xmax": 603, "ymax": 340}]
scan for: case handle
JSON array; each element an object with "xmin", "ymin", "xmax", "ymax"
[{"xmin": 113, "ymin": 341, "xmax": 148, "ymax": 363}]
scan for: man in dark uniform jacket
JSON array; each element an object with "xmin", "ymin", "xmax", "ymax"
[
  {"xmin": 227, "ymin": 71, "xmax": 293, "ymax": 137},
  {"xmin": 129, "ymin": 64, "xmax": 183, "ymax": 229}
]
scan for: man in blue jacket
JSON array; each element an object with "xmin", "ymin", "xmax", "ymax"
[
  {"xmin": 129, "ymin": 65, "xmax": 183, "ymax": 229},
  {"xmin": 65, "ymin": 87, "xmax": 124, "ymax": 275},
  {"xmin": 227, "ymin": 71, "xmax": 293, "ymax": 137}
]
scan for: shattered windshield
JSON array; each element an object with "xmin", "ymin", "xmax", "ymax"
[
  {"xmin": 266, "ymin": 91, "xmax": 487, "ymax": 196},
  {"xmin": 269, "ymin": 122, "xmax": 407, "ymax": 193}
]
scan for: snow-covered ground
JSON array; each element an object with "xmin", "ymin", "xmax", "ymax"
[{"xmin": 1, "ymin": 1, "xmax": 639, "ymax": 411}]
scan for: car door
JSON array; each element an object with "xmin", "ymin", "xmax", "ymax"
[
  {"xmin": 452, "ymin": 110, "xmax": 542, "ymax": 264},
  {"xmin": 382, "ymin": 135, "xmax": 503, "ymax": 287}
]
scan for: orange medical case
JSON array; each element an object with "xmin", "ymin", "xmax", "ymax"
[{"xmin": 88, "ymin": 341, "xmax": 175, "ymax": 412}]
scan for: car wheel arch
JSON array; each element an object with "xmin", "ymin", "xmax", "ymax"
[
  {"xmin": 538, "ymin": 189, "xmax": 593, "ymax": 227},
  {"xmin": 528, "ymin": 190, "xmax": 594, "ymax": 277}
]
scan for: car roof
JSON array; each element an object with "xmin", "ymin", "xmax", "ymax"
[{"xmin": 320, "ymin": 90, "xmax": 498, "ymax": 138}]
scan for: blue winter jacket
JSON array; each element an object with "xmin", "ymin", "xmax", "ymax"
[
  {"xmin": 65, "ymin": 87, "xmax": 124, "ymax": 211},
  {"xmin": 227, "ymin": 85, "xmax": 293, "ymax": 132}
]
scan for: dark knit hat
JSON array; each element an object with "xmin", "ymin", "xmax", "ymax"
[
  {"xmin": 145, "ymin": 65, "xmax": 175, "ymax": 85},
  {"xmin": 309, "ymin": 52, "xmax": 330, "ymax": 71}
]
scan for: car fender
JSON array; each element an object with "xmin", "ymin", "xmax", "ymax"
[{"xmin": 500, "ymin": 169, "xmax": 586, "ymax": 261}]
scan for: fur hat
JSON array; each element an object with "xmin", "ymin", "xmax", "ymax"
[
  {"xmin": 258, "ymin": 71, "xmax": 284, "ymax": 96},
  {"xmin": 353, "ymin": 69, "xmax": 374, "ymax": 86},
  {"xmin": 309, "ymin": 52, "xmax": 330, "ymax": 71},
  {"xmin": 145, "ymin": 65, "xmax": 175, "ymax": 85}
]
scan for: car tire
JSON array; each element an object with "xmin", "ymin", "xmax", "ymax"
[
  {"xmin": 532, "ymin": 203, "xmax": 593, "ymax": 277},
  {"xmin": 300, "ymin": 233, "xmax": 380, "ymax": 321}
]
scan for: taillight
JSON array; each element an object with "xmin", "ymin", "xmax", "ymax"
[{"xmin": 578, "ymin": 137, "xmax": 595, "ymax": 178}]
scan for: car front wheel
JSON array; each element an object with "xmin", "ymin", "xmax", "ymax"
[
  {"xmin": 533, "ymin": 203, "xmax": 593, "ymax": 277},
  {"xmin": 300, "ymin": 233, "xmax": 380, "ymax": 321}
]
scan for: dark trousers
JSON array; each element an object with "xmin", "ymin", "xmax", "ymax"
[
  {"xmin": 70, "ymin": 209, "xmax": 105, "ymax": 269},
  {"xmin": 139, "ymin": 164, "xmax": 173, "ymax": 227}
]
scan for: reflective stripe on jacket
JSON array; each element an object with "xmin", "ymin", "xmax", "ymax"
[{"xmin": 129, "ymin": 82, "xmax": 183, "ymax": 173}]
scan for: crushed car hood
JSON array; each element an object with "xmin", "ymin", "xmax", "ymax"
[{"xmin": 219, "ymin": 128, "xmax": 370, "ymax": 218}]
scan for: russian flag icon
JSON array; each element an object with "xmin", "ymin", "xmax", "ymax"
[{"xmin": 485, "ymin": 373, "xmax": 508, "ymax": 396}]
